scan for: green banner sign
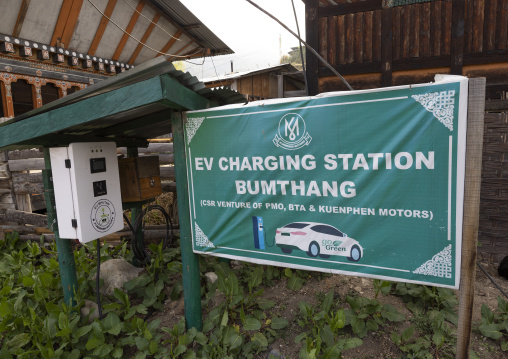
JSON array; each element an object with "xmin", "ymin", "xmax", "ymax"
[{"xmin": 184, "ymin": 77, "xmax": 468, "ymax": 288}]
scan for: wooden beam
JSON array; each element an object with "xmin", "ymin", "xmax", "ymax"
[
  {"xmin": 319, "ymin": 0, "xmax": 381, "ymax": 17},
  {"xmin": 88, "ymin": 0, "xmax": 117, "ymax": 56},
  {"xmin": 61, "ymin": 0, "xmax": 84, "ymax": 47},
  {"xmin": 450, "ymin": 0, "xmax": 466, "ymax": 75},
  {"xmin": 456, "ymin": 78, "xmax": 486, "ymax": 359},
  {"xmin": 306, "ymin": 0, "xmax": 319, "ymax": 95},
  {"xmin": 51, "ymin": 0, "xmax": 84, "ymax": 47},
  {"xmin": 168, "ymin": 41, "xmax": 194, "ymax": 61},
  {"xmin": 12, "ymin": 0, "xmax": 31, "ymax": 38},
  {"xmin": 112, "ymin": 0, "xmax": 145, "ymax": 61},
  {"xmin": 128, "ymin": 13, "xmax": 160, "ymax": 65},
  {"xmin": 156, "ymin": 30, "xmax": 183, "ymax": 58}
]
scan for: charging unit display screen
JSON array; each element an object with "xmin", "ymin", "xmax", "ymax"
[
  {"xmin": 90, "ymin": 158, "xmax": 107, "ymax": 173},
  {"xmin": 50, "ymin": 142, "xmax": 123, "ymax": 243}
]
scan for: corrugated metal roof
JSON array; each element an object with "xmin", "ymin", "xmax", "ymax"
[
  {"xmin": 200, "ymin": 63, "xmax": 299, "ymax": 83},
  {"xmin": 149, "ymin": 0, "xmax": 233, "ymax": 56}
]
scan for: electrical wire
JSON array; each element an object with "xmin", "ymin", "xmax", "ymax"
[
  {"xmin": 244, "ymin": 0, "xmax": 354, "ymax": 91},
  {"xmin": 477, "ymin": 261, "xmax": 508, "ymax": 299},
  {"xmin": 121, "ymin": 0, "xmax": 182, "ymax": 42},
  {"xmin": 96, "ymin": 238, "xmax": 103, "ymax": 320},
  {"xmin": 185, "ymin": 56, "xmax": 206, "ymax": 66},
  {"xmin": 86, "ymin": 0, "xmax": 204, "ymax": 58},
  {"xmin": 210, "ymin": 57, "xmax": 225, "ymax": 87}
]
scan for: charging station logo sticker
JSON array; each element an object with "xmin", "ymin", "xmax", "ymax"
[
  {"xmin": 273, "ymin": 113, "xmax": 312, "ymax": 150},
  {"xmin": 91, "ymin": 199, "xmax": 116, "ymax": 232}
]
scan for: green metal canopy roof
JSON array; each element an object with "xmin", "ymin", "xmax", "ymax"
[{"xmin": 0, "ymin": 58, "xmax": 245, "ymax": 151}]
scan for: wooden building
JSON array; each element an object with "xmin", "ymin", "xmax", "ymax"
[
  {"xmin": 0, "ymin": 0, "xmax": 233, "ymax": 119},
  {"xmin": 304, "ymin": 0, "xmax": 508, "ymax": 98},
  {"xmin": 304, "ymin": 0, "xmax": 508, "ymax": 262},
  {"xmin": 201, "ymin": 64, "xmax": 306, "ymax": 101}
]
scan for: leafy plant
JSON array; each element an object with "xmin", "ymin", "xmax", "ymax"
[{"xmin": 478, "ymin": 297, "xmax": 508, "ymax": 351}]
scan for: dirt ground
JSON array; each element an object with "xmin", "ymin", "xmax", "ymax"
[{"xmin": 151, "ymin": 256, "xmax": 508, "ymax": 359}]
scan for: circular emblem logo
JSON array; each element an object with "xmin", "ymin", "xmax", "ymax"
[
  {"xmin": 90, "ymin": 199, "xmax": 116, "ymax": 232},
  {"xmin": 273, "ymin": 113, "xmax": 312, "ymax": 150}
]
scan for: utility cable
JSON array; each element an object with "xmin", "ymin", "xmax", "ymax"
[
  {"xmin": 86, "ymin": 0, "xmax": 204, "ymax": 58},
  {"xmin": 477, "ymin": 261, "xmax": 508, "ymax": 299},
  {"xmin": 122, "ymin": 0, "xmax": 182, "ymax": 41},
  {"xmin": 291, "ymin": 0, "xmax": 308, "ymax": 95},
  {"xmin": 210, "ymin": 57, "xmax": 225, "ymax": 87},
  {"xmin": 245, "ymin": 0, "xmax": 353, "ymax": 91}
]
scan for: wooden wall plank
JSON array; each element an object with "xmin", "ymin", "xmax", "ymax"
[
  {"xmin": 345, "ymin": 14, "xmax": 354, "ymax": 64},
  {"xmin": 327, "ymin": 16, "xmax": 337, "ymax": 66},
  {"xmin": 372, "ymin": 10, "xmax": 381, "ymax": 62},
  {"xmin": 364, "ymin": 11, "xmax": 373, "ymax": 63},
  {"xmin": 337, "ymin": 15, "xmax": 346, "ymax": 65},
  {"xmin": 401, "ymin": 6, "xmax": 410, "ymax": 59},
  {"xmin": 393, "ymin": 7, "xmax": 401, "ymax": 61},
  {"xmin": 465, "ymin": 0, "xmax": 475, "ymax": 53},
  {"xmin": 381, "ymin": 7, "xmax": 393, "ymax": 87},
  {"xmin": 451, "ymin": 0, "xmax": 466, "ymax": 74},
  {"xmin": 432, "ymin": 1, "xmax": 442, "ymax": 56},
  {"xmin": 319, "ymin": 18, "xmax": 328, "ymax": 61},
  {"xmin": 472, "ymin": 0, "xmax": 485, "ymax": 53},
  {"xmin": 495, "ymin": 0, "xmax": 507, "ymax": 50},
  {"xmin": 411, "ymin": 5, "xmax": 420, "ymax": 58},
  {"xmin": 443, "ymin": 0, "xmax": 452, "ymax": 55},
  {"xmin": 484, "ymin": 0, "xmax": 497, "ymax": 52},
  {"xmin": 354, "ymin": 13, "xmax": 363, "ymax": 63},
  {"xmin": 420, "ymin": 3, "xmax": 431, "ymax": 58}
]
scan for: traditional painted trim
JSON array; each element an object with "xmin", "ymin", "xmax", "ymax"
[{"xmin": 0, "ymin": 71, "xmax": 87, "ymax": 116}]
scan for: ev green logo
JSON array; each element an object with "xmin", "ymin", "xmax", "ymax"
[{"xmin": 273, "ymin": 113, "xmax": 312, "ymax": 150}]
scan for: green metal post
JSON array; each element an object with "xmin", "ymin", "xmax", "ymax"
[
  {"xmin": 126, "ymin": 147, "xmax": 145, "ymax": 267},
  {"xmin": 172, "ymin": 112, "xmax": 202, "ymax": 331},
  {"xmin": 42, "ymin": 148, "xmax": 78, "ymax": 307}
]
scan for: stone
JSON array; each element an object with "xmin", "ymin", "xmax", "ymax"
[
  {"xmin": 204, "ymin": 272, "xmax": 218, "ymax": 284},
  {"xmin": 267, "ymin": 348, "xmax": 284, "ymax": 359},
  {"xmin": 93, "ymin": 258, "xmax": 144, "ymax": 296},
  {"xmin": 80, "ymin": 299, "xmax": 100, "ymax": 323}
]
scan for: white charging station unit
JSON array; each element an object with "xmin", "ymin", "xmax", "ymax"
[{"xmin": 50, "ymin": 142, "xmax": 124, "ymax": 243}]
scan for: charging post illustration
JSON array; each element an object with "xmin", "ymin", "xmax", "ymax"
[{"xmin": 252, "ymin": 216, "xmax": 266, "ymax": 250}]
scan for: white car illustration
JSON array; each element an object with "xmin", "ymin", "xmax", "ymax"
[{"xmin": 275, "ymin": 222, "xmax": 363, "ymax": 261}]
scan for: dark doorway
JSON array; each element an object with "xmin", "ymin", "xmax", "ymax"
[
  {"xmin": 11, "ymin": 80, "xmax": 34, "ymax": 117},
  {"xmin": 41, "ymin": 82, "xmax": 59, "ymax": 105}
]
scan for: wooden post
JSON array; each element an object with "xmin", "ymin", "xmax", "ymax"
[
  {"xmin": 42, "ymin": 148, "xmax": 78, "ymax": 307},
  {"xmin": 456, "ymin": 78, "xmax": 486, "ymax": 359},
  {"xmin": 172, "ymin": 111, "xmax": 202, "ymax": 331}
]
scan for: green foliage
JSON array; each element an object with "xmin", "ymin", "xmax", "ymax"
[
  {"xmin": 478, "ymin": 297, "xmax": 508, "ymax": 351},
  {"xmin": 296, "ymin": 290, "xmax": 363, "ymax": 358},
  {"xmin": 0, "ymin": 232, "xmax": 177, "ymax": 358},
  {"xmin": 390, "ymin": 283, "xmax": 458, "ymax": 358}
]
